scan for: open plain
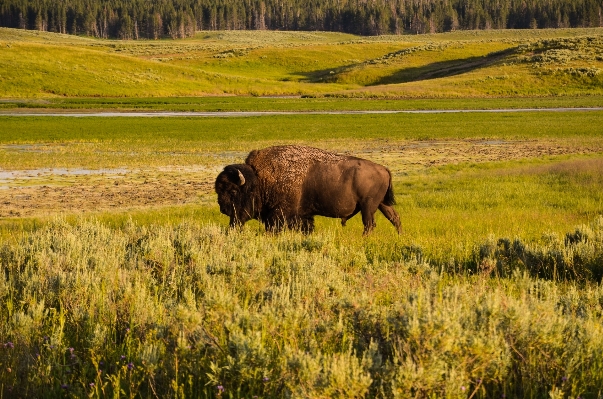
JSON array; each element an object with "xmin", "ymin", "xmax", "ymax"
[{"xmin": 0, "ymin": 27, "xmax": 603, "ymax": 398}]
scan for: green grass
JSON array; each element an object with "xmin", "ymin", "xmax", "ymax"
[
  {"xmin": 1, "ymin": 131, "xmax": 603, "ymax": 397},
  {"xmin": 1, "ymin": 112, "xmax": 602, "ymax": 262},
  {"xmin": 2, "ymin": 27, "xmax": 603, "ymax": 397},
  {"xmin": 3, "ymin": 95, "xmax": 603, "ymax": 112},
  {"xmin": 1, "ymin": 27, "xmax": 602, "ymax": 100},
  {"xmin": 1, "ymin": 111, "xmax": 602, "ymax": 143}
]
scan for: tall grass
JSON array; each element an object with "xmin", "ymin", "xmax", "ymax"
[{"xmin": 1, "ymin": 218, "xmax": 603, "ymax": 397}]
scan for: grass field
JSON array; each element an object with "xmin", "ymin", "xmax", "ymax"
[
  {"xmin": 1, "ymin": 27, "xmax": 603, "ymax": 102},
  {"xmin": 1, "ymin": 111, "xmax": 603, "ymax": 397},
  {"xmin": 3, "ymin": 96, "xmax": 603, "ymax": 113},
  {"xmin": 1, "ymin": 28, "xmax": 603, "ymax": 398}
]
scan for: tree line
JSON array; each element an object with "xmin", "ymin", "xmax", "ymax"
[{"xmin": 0, "ymin": 0, "xmax": 601, "ymax": 38}]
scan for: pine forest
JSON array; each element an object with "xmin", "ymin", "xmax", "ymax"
[{"xmin": 0, "ymin": 0, "xmax": 602, "ymax": 39}]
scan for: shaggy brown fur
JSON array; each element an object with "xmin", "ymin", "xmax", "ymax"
[{"xmin": 215, "ymin": 145, "xmax": 401, "ymax": 235}]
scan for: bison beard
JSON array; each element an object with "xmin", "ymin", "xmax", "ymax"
[{"xmin": 215, "ymin": 145, "xmax": 401, "ymax": 235}]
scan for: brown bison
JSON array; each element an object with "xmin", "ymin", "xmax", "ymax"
[{"xmin": 215, "ymin": 145, "xmax": 401, "ymax": 235}]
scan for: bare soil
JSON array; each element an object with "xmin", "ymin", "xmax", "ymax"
[{"xmin": 0, "ymin": 171, "xmax": 215, "ymax": 217}]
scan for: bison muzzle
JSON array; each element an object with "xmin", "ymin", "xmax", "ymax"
[{"xmin": 215, "ymin": 145, "xmax": 401, "ymax": 235}]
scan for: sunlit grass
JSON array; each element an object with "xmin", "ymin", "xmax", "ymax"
[
  {"xmin": 1, "ymin": 25, "xmax": 603, "ymax": 393},
  {"xmin": 2, "ymin": 111, "xmax": 602, "ymax": 143},
  {"xmin": 1, "ymin": 27, "xmax": 602, "ymax": 99},
  {"xmin": 3, "ymin": 95, "xmax": 603, "ymax": 112},
  {"xmin": 1, "ymin": 216, "xmax": 603, "ymax": 397},
  {"xmin": 1, "ymin": 107, "xmax": 603, "ymax": 396}
]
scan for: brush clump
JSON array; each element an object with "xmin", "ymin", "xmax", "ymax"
[{"xmin": 1, "ymin": 218, "xmax": 603, "ymax": 397}]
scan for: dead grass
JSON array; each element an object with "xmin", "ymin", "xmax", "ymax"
[{"xmin": 0, "ymin": 169, "xmax": 216, "ymax": 217}]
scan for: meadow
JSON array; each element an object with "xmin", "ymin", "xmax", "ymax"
[
  {"xmin": 1, "ymin": 110, "xmax": 603, "ymax": 397},
  {"xmin": 1, "ymin": 27, "xmax": 603, "ymax": 398},
  {"xmin": 1, "ymin": 27, "xmax": 603, "ymax": 100}
]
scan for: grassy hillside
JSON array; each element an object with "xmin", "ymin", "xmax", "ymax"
[{"xmin": 1, "ymin": 27, "xmax": 602, "ymax": 100}]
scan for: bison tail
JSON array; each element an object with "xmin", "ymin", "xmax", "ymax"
[{"xmin": 383, "ymin": 170, "xmax": 396, "ymax": 206}]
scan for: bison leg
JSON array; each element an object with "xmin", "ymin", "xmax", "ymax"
[
  {"xmin": 265, "ymin": 221, "xmax": 284, "ymax": 233},
  {"xmin": 285, "ymin": 217, "xmax": 314, "ymax": 234},
  {"xmin": 360, "ymin": 203, "xmax": 379, "ymax": 235},
  {"xmin": 229, "ymin": 217, "xmax": 240, "ymax": 229},
  {"xmin": 301, "ymin": 217, "xmax": 315, "ymax": 235},
  {"xmin": 263, "ymin": 215, "xmax": 285, "ymax": 233},
  {"xmin": 379, "ymin": 203, "xmax": 402, "ymax": 234}
]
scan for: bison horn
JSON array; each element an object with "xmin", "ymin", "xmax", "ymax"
[{"xmin": 237, "ymin": 169, "xmax": 246, "ymax": 186}]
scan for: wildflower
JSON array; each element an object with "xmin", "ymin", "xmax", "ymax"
[
  {"xmin": 69, "ymin": 347, "xmax": 74, "ymax": 353},
  {"xmin": 461, "ymin": 386, "xmax": 466, "ymax": 391},
  {"xmin": 217, "ymin": 385, "xmax": 224, "ymax": 394},
  {"xmin": 121, "ymin": 355, "xmax": 126, "ymax": 360},
  {"xmin": 5, "ymin": 342, "xmax": 14, "ymax": 349},
  {"xmin": 127, "ymin": 362, "xmax": 134, "ymax": 370},
  {"xmin": 126, "ymin": 328, "xmax": 130, "ymax": 333},
  {"xmin": 61, "ymin": 384, "xmax": 69, "ymax": 390},
  {"xmin": 89, "ymin": 383, "xmax": 95, "ymax": 388},
  {"xmin": 562, "ymin": 376, "xmax": 568, "ymax": 382},
  {"xmin": 263, "ymin": 377, "xmax": 269, "ymax": 382}
]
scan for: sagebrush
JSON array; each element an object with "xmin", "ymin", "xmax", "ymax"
[{"xmin": 1, "ymin": 219, "xmax": 602, "ymax": 398}]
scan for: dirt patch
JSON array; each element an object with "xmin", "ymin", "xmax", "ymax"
[
  {"xmin": 0, "ymin": 168, "xmax": 129, "ymax": 184},
  {"xmin": 0, "ymin": 170, "xmax": 215, "ymax": 218},
  {"xmin": 351, "ymin": 139, "xmax": 601, "ymax": 176}
]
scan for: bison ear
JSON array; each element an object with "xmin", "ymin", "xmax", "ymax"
[{"xmin": 237, "ymin": 169, "xmax": 246, "ymax": 186}]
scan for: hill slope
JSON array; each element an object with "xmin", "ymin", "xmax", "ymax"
[{"xmin": 1, "ymin": 28, "xmax": 602, "ymax": 98}]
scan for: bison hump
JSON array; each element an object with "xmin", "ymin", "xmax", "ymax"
[{"xmin": 246, "ymin": 145, "xmax": 346, "ymax": 196}]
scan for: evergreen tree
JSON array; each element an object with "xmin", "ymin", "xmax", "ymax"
[{"xmin": 0, "ymin": 0, "xmax": 600, "ymax": 38}]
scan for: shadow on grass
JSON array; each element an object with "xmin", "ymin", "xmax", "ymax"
[
  {"xmin": 295, "ymin": 48, "xmax": 515, "ymax": 86},
  {"xmin": 372, "ymin": 50, "xmax": 514, "ymax": 85}
]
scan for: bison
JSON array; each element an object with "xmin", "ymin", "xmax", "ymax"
[{"xmin": 215, "ymin": 145, "xmax": 401, "ymax": 235}]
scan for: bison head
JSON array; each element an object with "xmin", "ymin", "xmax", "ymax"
[{"xmin": 215, "ymin": 164, "xmax": 260, "ymax": 227}]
